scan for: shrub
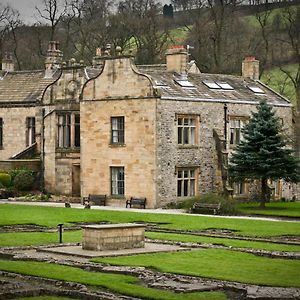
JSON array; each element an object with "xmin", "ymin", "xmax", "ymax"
[
  {"xmin": 173, "ymin": 193, "xmax": 239, "ymax": 215},
  {"xmin": 12, "ymin": 169, "xmax": 35, "ymax": 191},
  {"xmin": 0, "ymin": 173, "xmax": 11, "ymax": 187}
]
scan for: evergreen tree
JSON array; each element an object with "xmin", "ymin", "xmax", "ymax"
[{"xmin": 229, "ymin": 100, "xmax": 300, "ymax": 208}]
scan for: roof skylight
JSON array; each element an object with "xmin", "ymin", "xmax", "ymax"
[
  {"xmin": 154, "ymin": 79, "xmax": 167, "ymax": 87},
  {"xmin": 248, "ymin": 86, "xmax": 265, "ymax": 94},
  {"xmin": 203, "ymin": 81, "xmax": 220, "ymax": 89},
  {"xmin": 217, "ymin": 82, "xmax": 234, "ymax": 90},
  {"xmin": 174, "ymin": 79, "xmax": 195, "ymax": 88}
]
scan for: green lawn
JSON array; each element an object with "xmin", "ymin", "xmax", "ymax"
[
  {"xmin": 146, "ymin": 232, "xmax": 300, "ymax": 252},
  {"xmin": 0, "ymin": 260, "xmax": 225, "ymax": 300},
  {"xmin": 238, "ymin": 202, "xmax": 300, "ymax": 218},
  {"xmin": 1, "ymin": 204, "xmax": 300, "ymax": 237},
  {"xmin": 0, "ymin": 230, "xmax": 81, "ymax": 247},
  {"xmin": 93, "ymin": 249, "xmax": 300, "ymax": 287}
]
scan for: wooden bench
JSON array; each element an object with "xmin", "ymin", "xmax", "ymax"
[
  {"xmin": 191, "ymin": 202, "xmax": 221, "ymax": 215},
  {"xmin": 126, "ymin": 197, "xmax": 146, "ymax": 209},
  {"xmin": 83, "ymin": 194, "xmax": 107, "ymax": 207}
]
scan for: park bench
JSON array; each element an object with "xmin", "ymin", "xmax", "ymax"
[
  {"xmin": 83, "ymin": 194, "xmax": 107, "ymax": 207},
  {"xmin": 126, "ymin": 197, "xmax": 146, "ymax": 209},
  {"xmin": 191, "ymin": 202, "xmax": 221, "ymax": 215}
]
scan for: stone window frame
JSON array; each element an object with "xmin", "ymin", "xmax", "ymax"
[
  {"xmin": 26, "ymin": 117, "xmax": 36, "ymax": 147},
  {"xmin": 110, "ymin": 166, "xmax": 125, "ymax": 197},
  {"xmin": 176, "ymin": 114, "xmax": 200, "ymax": 147},
  {"xmin": 57, "ymin": 111, "xmax": 80, "ymax": 149},
  {"xmin": 228, "ymin": 115, "xmax": 248, "ymax": 148},
  {"xmin": 176, "ymin": 167, "xmax": 199, "ymax": 198},
  {"xmin": 111, "ymin": 116, "xmax": 125, "ymax": 145},
  {"xmin": 232, "ymin": 181, "xmax": 248, "ymax": 196}
]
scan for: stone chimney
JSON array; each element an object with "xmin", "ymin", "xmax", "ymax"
[
  {"xmin": 2, "ymin": 52, "xmax": 14, "ymax": 71},
  {"xmin": 166, "ymin": 45, "xmax": 188, "ymax": 74},
  {"xmin": 45, "ymin": 41, "xmax": 63, "ymax": 75},
  {"xmin": 242, "ymin": 57, "xmax": 260, "ymax": 81}
]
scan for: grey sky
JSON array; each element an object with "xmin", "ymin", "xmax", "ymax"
[{"xmin": 2, "ymin": 0, "xmax": 171, "ymax": 25}]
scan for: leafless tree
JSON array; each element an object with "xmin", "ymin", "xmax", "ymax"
[{"xmin": 35, "ymin": 0, "xmax": 68, "ymax": 41}]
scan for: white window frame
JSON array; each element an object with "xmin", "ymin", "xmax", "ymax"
[
  {"xmin": 177, "ymin": 168, "xmax": 196, "ymax": 197},
  {"xmin": 111, "ymin": 167, "xmax": 125, "ymax": 196},
  {"xmin": 177, "ymin": 116, "xmax": 197, "ymax": 145}
]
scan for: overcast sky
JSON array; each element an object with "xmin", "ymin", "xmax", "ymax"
[{"xmin": 3, "ymin": 0, "xmax": 171, "ymax": 25}]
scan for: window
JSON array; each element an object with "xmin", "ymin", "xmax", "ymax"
[
  {"xmin": 233, "ymin": 181, "xmax": 247, "ymax": 195},
  {"xmin": 111, "ymin": 167, "xmax": 124, "ymax": 196},
  {"xmin": 0, "ymin": 118, "xmax": 3, "ymax": 148},
  {"xmin": 203, "ymin": 81, "xmax": 220, "ymax": 89},
  {"xmin": 177, "ymin": 169, "xmax": 196, "ymax": 197},
  {"xmin": 26, "ymin": 117, "xmax": 36, "ymax": 147},
  {"xmin": 177, "ymin": 116, "xmax": 196, "ymax": 145},
  {"xmin": 111, "ymin": 117, "xmax": 124, "ymax": 144},
  {"xmin": 174, "ymin": 79, "xmax": 195, "ymax": 88},
  {"xmin": 248, "ymin": 86, "xmax": 265, "ymax": 94},
  {"xmin": 216, "ymin": 82, "xmax": 234, "ymax": 90},
  {"xmin": 229, "ymin": 118, "xmax": 245, "ymax": 147},
  {"xmin": 203, "ymin": 81, "xmax": 234, "ymax": 90},
  {"xmin": 57, "ymin": 112, "xmax": 80, "ymax": 148}
]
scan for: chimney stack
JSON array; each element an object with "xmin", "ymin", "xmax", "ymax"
[
  {"xmin": 166, "ymin": 45, "xmax": 188, "ymax": 74},
  {"xmin": 2, "ymin": 52, "xmax": 14, "ymax": 72},
  {"xmin": 242, "ymin": 57, "xmax": 259, "ymax": 81},
  {"xmin": 45, "ymin": 41, "xmax": 63, "ymax": 76}
]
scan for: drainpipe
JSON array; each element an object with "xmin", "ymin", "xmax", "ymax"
[
  {"xmin": 41, "ymin": 108, "xmax": 56, "ymax": 193},
  {"xmin": 224, "ymin": 104, "xmax": 228, "ymax": 150}
]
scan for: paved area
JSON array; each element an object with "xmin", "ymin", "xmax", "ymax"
[
  {"xmin": 38, "ymin": 242, "xmax": 190, "ymax": 258},
  {"xmin": 1, "ymin": 200, "xmax": 299, "ymax": 222}
]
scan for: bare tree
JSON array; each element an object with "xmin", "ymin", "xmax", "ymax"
[{"xmin": 35, "ymin": 0, "xmax": 68, "ymax": 40}]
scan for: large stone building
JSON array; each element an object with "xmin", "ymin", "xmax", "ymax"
[{"xmin": 0, "ymin": 42, "xmax": 298, "ymax": 207}]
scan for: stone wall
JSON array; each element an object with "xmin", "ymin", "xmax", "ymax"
[
  {"xmin": 80, "ymin": 99, "xmax": 157, "ymax": 208},
  {"xmin": 0, "ymin": 106, "xmax": 38, "ymax": 160},
  {"xmin": 156, "ymin": 99, "xmax": 295, "ymax": 206}
]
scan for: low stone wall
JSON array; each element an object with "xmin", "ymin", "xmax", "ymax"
[{"xmin": 82, "ymin": 224, "xmax": 145, "ymax": 251}]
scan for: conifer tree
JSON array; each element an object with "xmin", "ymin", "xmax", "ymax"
[{"xmin": 229, "ymin": 100, "xmax": 300, "ymax": 208}]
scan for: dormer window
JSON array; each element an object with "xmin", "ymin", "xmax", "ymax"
[{"xmin": 248, "ymin": 86, "xmax": 265, "ymax": 94}]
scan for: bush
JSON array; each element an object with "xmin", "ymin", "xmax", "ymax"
[
  {"xmin": 171, "ymin": 193, "xmax": 239, "ymax": 215},
  {"xmin": 0, "ymin": 173, "xmax": 11, "ymax": 187},
  {"xmin": 12, "ymin": 169, "xmax": 35, "ymax": 191}
]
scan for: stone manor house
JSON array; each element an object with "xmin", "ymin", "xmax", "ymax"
[{"xmin": 0, "ymin": 42, "xmax": 298, "ymax": 208}]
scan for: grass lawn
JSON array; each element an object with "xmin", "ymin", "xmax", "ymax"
[
  {"xmin": 93, "ymin": 249, "xmax": 300, "ymax": 288},
  {"xmin": 0, "ymin": 260, "xmax": 225, "ymax": 300},
  {"xmin": 238, "ymin": 202, "xmax": 300, "ymax": 218},
  {"xmin": 1, "ymin": 204, "xmax": 300, "ymax": 237},
  {"xmin": 0, "ymin": 230, "xmax": 82, "ymax": 247},
  {"xmin": 146, "ymin": 232, "xmax": 300, "ymax": 252}
]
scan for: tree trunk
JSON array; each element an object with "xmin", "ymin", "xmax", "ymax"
[{"xmin": 260, "ymin": 177, "xmax": 268, "ymax": 208}]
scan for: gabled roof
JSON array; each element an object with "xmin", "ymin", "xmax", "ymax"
[
  {"xmin": 0, "ymin": 70, "xmax": 58, "ymax": 103},
  {"xmin": 137, "ymin": 67, "xmax": 291, "ymax": 107}
]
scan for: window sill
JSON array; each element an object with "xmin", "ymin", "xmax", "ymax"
[
  {"xmin": 109, "ymin": 143, "xmax": 126, "ymax": 148},
  {"xmin": 111, "ymin": 195, "xmax": 126, "ymax": 199},
  {"xmin": 177, "ymin": 145, "xmax": 199, "ymax": 149},
  {"xmin": 56, "ymin": 147, "xmax": 80, "ymax": 153}
]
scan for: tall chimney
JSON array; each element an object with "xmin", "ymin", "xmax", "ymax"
[
  {"xmin": 166, "ymin": 45, "xmax": 188, "ymax": 74},
  {"xmin": 45, "ymin": 41, "xmax": 63, "ymax": 76},
  {"xmin": 242, "ymin": 57, "xmax": 259, "ymax": 81},
  {"xmin": 2, "ymin": 52, "xmax": 14, "ymax": 72}
]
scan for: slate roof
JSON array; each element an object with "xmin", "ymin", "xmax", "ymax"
[
  {"xmin": 137, "ymin": 67, "xmax": 291, "ymax": 107},
  {"xmin": 0, "ymin": 70, "xmax": 58, "ymax": 103}
]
